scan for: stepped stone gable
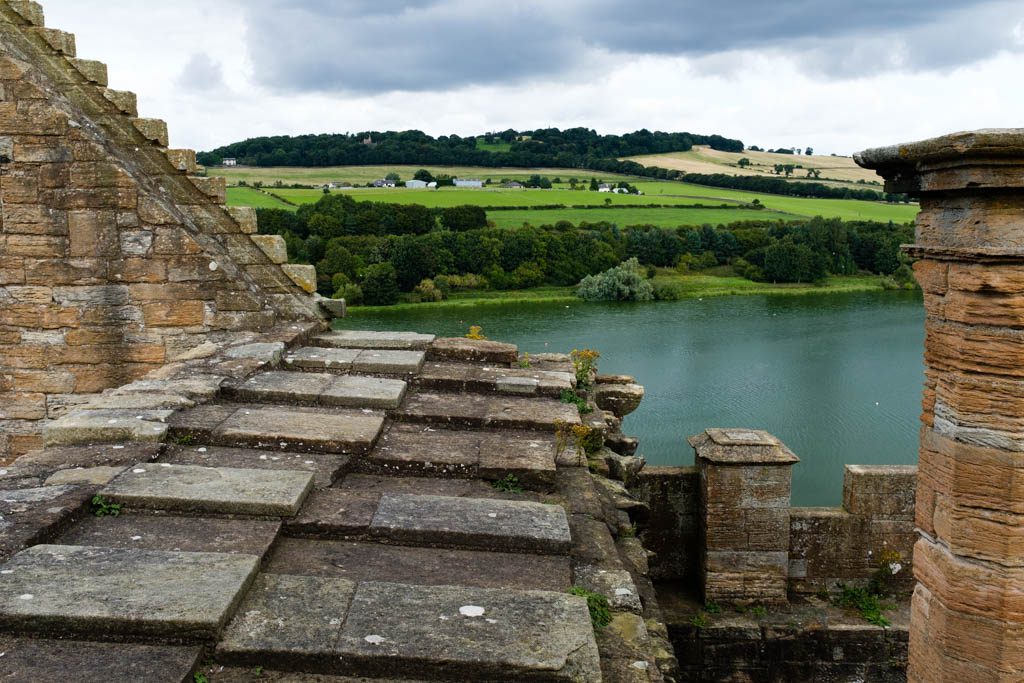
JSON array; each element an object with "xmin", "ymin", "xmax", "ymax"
[
  {"xmin": 857, "ymin": 129, "xmax": 1024, "ymax": 683},
  {"xmin": 0, "ymin": 0, "xmax": 324, "ymax": 463}
]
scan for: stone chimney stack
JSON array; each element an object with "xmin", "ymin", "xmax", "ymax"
[{"xmin": 857, "ymin": 129, "xmax": 1024, "ymax": 682}]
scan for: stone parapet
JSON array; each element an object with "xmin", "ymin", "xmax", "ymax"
[{"xmin": 858, "ymin": 128, "xmax": 1024, "ymax": 682}]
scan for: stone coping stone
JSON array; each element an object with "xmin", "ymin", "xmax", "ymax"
[
  {"xmin": 0, "ymin": 637, "xmax": 202, "ymax": 683},
  {"xmin": 162, "ymin": 445, "xmax": 349, "ymax": 488},
  {"xmin": 399, "ymin": 392, "xmax": 580, "ymax": 431},
  {"xmin": 312, "ymin": 330, "xmax": 435, "ymax": 350},
  {"xmin": 351, "ymin": 350, "xmax": 425, "ymax": 375},
  {"xmin": 334, "ymin": 474, "xmax": 546, "ymax": 503},
  {"xmin": 0, "ymin": 485, "xmax": 93, "ymax": 561},
  {"xmin": 101, "ymin": 463, "xmax": 314, "ymax": 516},
  {"xmin": 689, "ymin": 428, "xmax": 799, "ymax": 465},
  {"xmin": 58, "ymin": 513, "xmax": 281, "ymax": 558},
  {"xmin": 370, "ymin": 493, "xmax": 572, "ymax": 554},
  {"xmin": 428, "ymin": 337, "xmax": 519, "ymax": 364},
  {"xmin": 334, "ymin": 581, "xmax": 600, "ymax": 681},
  {"xmin": 0, "ymin": 544, "xmax": 259, "ymax": 640},
  {"xmin": 265, "ymin": 539, "xmax": 571, "ymax": 591},
  {"xmin": 212, "ymin": 406, "xmax": 386, "ymax": 454},
  {"xmin": 219, "ymin": 573, "xmax": 356, "ymax": 666},
  {"xmin": 285, "ymin": 347, "xmax": 360, "ymax": 371},
  {"xmin": 231, "ymin": 371, "xmax": 409, "ymax": 409},
  {"xmin": 478, "ymin": 432, "xmax": 558, "ymax": 489}
]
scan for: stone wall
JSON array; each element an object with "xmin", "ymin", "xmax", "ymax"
[
  {"xmin": 0, "ymin": 1, "xmax": 324, "ymax": 462},
  {"xmin": 634, "ymin": 454, "xmax": 917, "ymax": 595}
]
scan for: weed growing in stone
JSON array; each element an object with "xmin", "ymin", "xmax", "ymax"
[
  {"xmin": 704, "ymin": 600, "xmax": 721, "ymax": 614},
  {"xmin": 465, "ymin": 325, "xmax": 486, "ymax": 340},
  {"xmin": 570, "ymin": 587, "xmax": 612, "ymax": 630},
  {"xmin": 171, "ymin": 433, "xmax": 195, "ymax": 446},
  {"xmin": 554, "ymin": 421, "xmax": 603, "ymax": 460},
  {"xmin": 90, "ymin": 495, "xmax": 122, "ymax": 518},
  {"xmin": 833, "ymin": 584, "xmax": 891, "ymax": 627},
  {"xmin": 518, "ymin": 352, "xmax": 531, "ymax": 369},
  {"xmin": 560, "ymin": 389, "xmax": 592, "ymax": 415},
  {"xmin": 570, "ymin": 349, "xmax": 600, "ymax": 388},
  {"xmin": 689, "ymin": 611, "xmax": 709, "ymax": 629},
  {"xmin": 750, "ymin": 605, "xmax": 768, "ymax": 618},
  {"xmin": 492, "ymin": 474, "xmax": 523, "ymax": 494},
  {"xmin": 193, "ymin": 673, "xmax": 209, "ymax": 683}
]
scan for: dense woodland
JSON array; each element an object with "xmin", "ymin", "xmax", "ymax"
[
  {"xmin": 256, "ymin": 194, "xmax": 915, "ymax": 305},
  {"xmin": 197, "ymin": 128, "xmax": 743, "ymax": 168}
]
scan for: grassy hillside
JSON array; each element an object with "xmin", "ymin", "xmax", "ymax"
[
  {"xmin": 624, "ymin": 145, "xmax": 881, "ymax": 188},
  {"xmin": 209, "ymin": 165, "xmax": 633, "ymax": 187},
  {"xmin": 223, "ymin": 169, "xmax": 918, "ymax": 225}
]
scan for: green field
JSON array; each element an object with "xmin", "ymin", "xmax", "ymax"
[
  {"xmin": 225, "ymin": 186, "xmax": 293, "ymax": 210},
  {"xmin": 486, "ymin": 207, "xmax": 794, "ymax": 228}
]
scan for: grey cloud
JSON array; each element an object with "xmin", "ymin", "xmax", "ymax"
[
  {"xmin": 177, "ymin": 53, "xmax": 226, "ymax": 92},
  {"xmin": 239, "ymin": 0, "xmax": 1021, "ymax": 94}
]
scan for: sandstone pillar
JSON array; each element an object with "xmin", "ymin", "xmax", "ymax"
[
  {"xmin": 691, "ymin": 428, "xmax": 797, "ymax": 604},
  {"xmin": 857, "ymin": 129, "xmax": 1024, "ymax": 682}
]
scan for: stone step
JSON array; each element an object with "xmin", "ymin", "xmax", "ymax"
[
  {"xmin": 161, "ymin": 444, "xmax": 350, "ymax": 488},
  {"xmin": 428, "ymin": 337, "xmax": 519, "ymax": 364},
  {"xmin": 364, "ymin": 424, "xmax": 557, "ymax": 488},
  {"xmin": 311, "ymin": 330, "xmax": 435, "ymax": 350},
  {"xmin": 265, "ymin": 538, "xmax": 570, "ymax": 591},
  {"xmin": 0, "ymin": 637, "xmax": 201, "ymax": 683},
  {"xmin": 100, "ymin": 462, "xmax": 314, "ymax": 516},
  {"xmin": 398, "ymin": 391, "xmax": 581, "ymax": 431},
  {"xmin": 0, "ymin": 544, "xmax": 258, "ymax": 641},
  {"xmin": 217, "ymin": 577, "xmax": 599, "ymax": 681},
  {"xmin": 418, "ymin": 361, "xmax": 574, "ymax": 397},
  {"xmin": 229, "ymin": 371, "xmax": 407, "ymax": 409},
  {"xmin": 285, "ymin": 346, "xmax": 426, "ymax": 375},
  {"xmin": 285, "ymin": 488, "xmax": 570, "ymax": 555},
  {"xmin": 57, "ymin": 512, "xmax": 281, "ymax": 558},
  {"xmin": 168, "ymin": 404, "xmax": 385, "ymax": 455},
  {"xmin": 0, "ymin": 484, "xmax": 93, "ymax": 561}
]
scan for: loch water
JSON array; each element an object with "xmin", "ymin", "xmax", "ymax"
[{"xmin": 339, "ymin": 290, "xmax": 925, "ymax": 506}]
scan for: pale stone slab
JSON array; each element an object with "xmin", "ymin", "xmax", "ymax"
[
  {"xmin": 162, "ymin": 445, "xmax": 349, "ymax": 488},
  {"xmin": 334, "ymin": 582, "xmax": 600, "ymax": 681},
  {"xmin": 312, "ymin": 330, "xmax": 435, "ymax": 350},
  {"xmin": 101, "ymin": 463, "xmax": 314, "ymax": 516},
  {"xmin": 370, "ymin": 493, "xmax": 571, "ymax": 554},
  {"xmin": 213, "ymin": 407, "xmax": 385, "ymax": 454},
  {"xmin": 0, "ymin": 544, "xmax": 259, "ymax": 639},
  {"xmin": 44, "ymin": 466, "xmax": 126, "ymax": 486},
  {"xmin": 574, "ymin": 565, "xmax": 643, "ymax": 613},
  {"xmin": 284, "ymin": 347, "xmax": 360, "ymax": 371},
  {"xmin": 0, "ymin": 638, "xmax": 201, "ymax": 683},
  {"xmin": 219, "ymin": 573, "xmax": 356, "ymax": 662},
  {"xmin": 232, "ymin": 371, "xmax": 334, "ymax": 403},
  {"xmin": 44, "ymin": 410, "xmax": 174, "ymax": 446},
  {"xmin": 322, "ymin": 375, "xmax": 407, "ymax": 409},
  {"xmin": 352, "ymin": 350, "xmax": 425, "ymax": 374},
  {"xmin": 223, "ymin": 342, "xmax": 285, "ymax": 364}
]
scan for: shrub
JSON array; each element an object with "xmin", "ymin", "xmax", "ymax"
[
  {"xmin": 413, "ymin": 278, "xmax": 444, "ymax": 302},
  {"xmin": 331, "ymin": 273, "xmax": 363, "ymax": 304},
  {"xmin": 576, "ymin": 257, "xmax": 654, "ymax": 302},
  {"xmin": 361, "ymin": 263, "xmax": 399, "ymax": 305}
]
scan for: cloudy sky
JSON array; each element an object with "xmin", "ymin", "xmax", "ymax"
[{"xmin": 41, "ymin": 0, "xmax": 1024, "ymax": 155}]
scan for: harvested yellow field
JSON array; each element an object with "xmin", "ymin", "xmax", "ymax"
[{"xmin": 624, "ymin": 145, "xmax": 881, "ymax": 186}]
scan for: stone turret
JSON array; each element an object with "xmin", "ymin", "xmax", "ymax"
[
  {"xmin": 0, "ymin": 0, "xmax": 326, "ymax": 462},
  {"xmin": 857, "ymin": 129, "xmax": 1024, "ymax": 682}
]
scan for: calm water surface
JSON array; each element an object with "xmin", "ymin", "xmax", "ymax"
[{"xmin": 340, "ymin": 290, "xmax": 925, "ymax": 506}]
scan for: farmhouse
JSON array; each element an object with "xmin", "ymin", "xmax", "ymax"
[
  {"xmin": 453, "ymin": 178, "xmax": 483, "ymax": 188},
  {"xmin": 222, "ymin": 157, "xmax": 237, "ymax": 166},
  {"xmin": 404, "ymin": 179, "xmax": 428, "ymax": 189},
  {"xmin": 372, "ymin": 178, "xmax": 396, "ymax": 188},
  {"xmin": 502, "ymin": 180, "xmax": 524, "ymax": 189},
  {"xmin": 598, "ymin": 182, "xmax": 612, "ymax": 192}
]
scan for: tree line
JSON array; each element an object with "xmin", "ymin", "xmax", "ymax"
[
  {"xmin": 197, "ymin": 127, "xmax": 743, "ymax": 168},
  {"xmin": 255, "ymin": 193, "xmax": 913, "ymax": 305}
]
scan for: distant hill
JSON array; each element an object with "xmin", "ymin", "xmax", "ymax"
[
  {"xmin": 624, "ymin": 146, "xmax": 881, "ymax": 188},
  {"xmin": 197, "ymin": 127, "xmax": 744, "ymax": 169}
]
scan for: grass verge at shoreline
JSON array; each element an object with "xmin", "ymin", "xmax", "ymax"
[{"xmin": 346, "ymin": 274, "xmax": 896, "ymax": 314}]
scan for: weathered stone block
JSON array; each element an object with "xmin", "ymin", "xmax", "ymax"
[
  {"xmin": 132, "ymin": 118, "xmax": 169, "ymax": 147},
  {"xmin": 281, "ymin": 263, "xmax": 317, "ymax": 293},
  {"xmin": 249, "ymin": 234, "xmax": 288, "ymax": 264}
]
